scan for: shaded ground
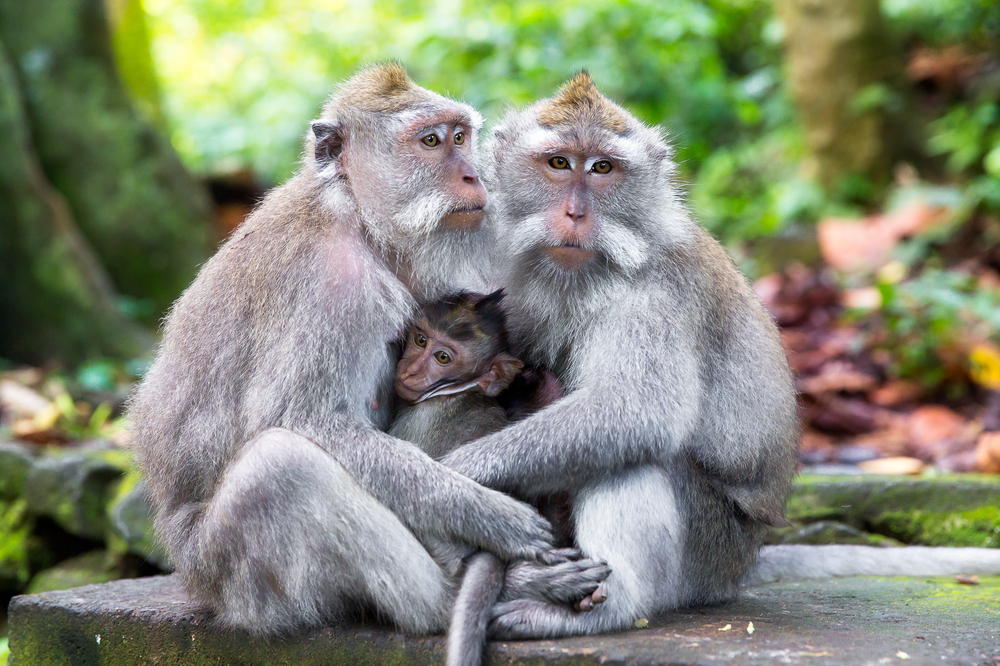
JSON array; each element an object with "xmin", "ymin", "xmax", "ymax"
[{"xmin": 8, "ymin": 574, "xmax": 999, "ymax": 666}]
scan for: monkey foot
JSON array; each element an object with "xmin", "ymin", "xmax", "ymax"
[{"xmin": 574, "ymin": 580, "xmax": 608, "ymax": 612}]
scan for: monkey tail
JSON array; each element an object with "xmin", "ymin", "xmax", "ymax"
[
  {"xmin": 447, "ymin": 551, "xmax": 506, "ymax": 666},
  {"xmin": 746, "ymin": 545, "xmax": 1000, "ymax": 585}
]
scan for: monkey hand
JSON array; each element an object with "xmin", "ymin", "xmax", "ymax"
[
  {"xmin": 467, "ymin": 487, "xmax": 555, "ymax": 562},
  {"xmin": 499, "ymin": 557, "xmax": 611, "ymax": 607}
]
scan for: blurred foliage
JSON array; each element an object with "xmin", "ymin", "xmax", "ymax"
[
  {"xmin": 145, "ymin": 0, "xmax": 1000, "ymax": 248},
  {"xmin": 146, "ymin": 0, "xmax": 792, "ymax": 211},
  {"xmin": 872, "ymin": 269, "xmax": 1000, "ymax": 387}
]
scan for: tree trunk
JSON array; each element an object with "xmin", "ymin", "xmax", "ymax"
[
  {"xmin": 0, "ymin": 0, "xmax": 214, "ymax": 321},
  {"xmin": 0, "ymin": 41, "xmax": 154, "ymax": 365},
  {"xmin": 775, "ymin": 0, "xmax": 897, "ymax": 193}
]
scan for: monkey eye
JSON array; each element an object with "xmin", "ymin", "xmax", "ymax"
[
  {"xmin": 454, "ymin": 131, "xmax": 465, "ymax": 145},
  {"xmin": 421, "ymin": 134, "xmax": 440, "ymax": 148},
  {"xmin": 548, "ymin": 156, "xmax": 570, "ymax": 170},
  {"xmin": 414, "ymin": 333, "xmax": 427, "ymax": 348},
  {"xmin": 592, "ymin": 160, "xmax": 613, "ymax": 174},
  {"xmin": 434, "ymin": 350, "xmax": 452, "ymax": 365}
]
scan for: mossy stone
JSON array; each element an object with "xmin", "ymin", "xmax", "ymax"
[
  {"xmin": 25, "ymin": 550, "xmax": 121, "ymax": 595},
  {"xmin": 787, "ymin": 475, "xmax": 1000, "ymax": 547},
  {"xmin": 0, "ymin": 443, "xmax": 36, "ymax": 500},
  {"xmin": 22, "ymin": 448, "xmax": 130, "ymax": 540}
]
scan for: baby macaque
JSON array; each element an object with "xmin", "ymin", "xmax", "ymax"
[
  {"xmin": 390, "ymin": 289, "xmax": 524, "ymax": 460},
  {"xmin": 389, "ymin": 290, "xmax": 577, "ymax": 666}
]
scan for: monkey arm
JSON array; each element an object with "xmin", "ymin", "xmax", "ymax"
[
  {"xmin": 440, "ymin": 379, "xmax": 681, "ymax": 497},
  {"xmin": 288, "ymin": 412, "xmax": 556, "ymax": 562},
  {"xmin": 441, "ymin": 297, "xmax": 797, "ymax": 519}
]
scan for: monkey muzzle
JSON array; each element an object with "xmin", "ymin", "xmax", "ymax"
[{"xmin": 442, "ymin": 206, "xmax": 485, "ymax": 231}]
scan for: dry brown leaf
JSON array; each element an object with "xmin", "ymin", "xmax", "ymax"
[
  {"xmin": 807, "ymin": 396, "xmax": 880, "ymax": 435},
  {"xmin": 817, "ymin": 204, "xmax": 949, "ymax": 273},
  {"xmin": 953, "ymin": 575, "xmax": 979, "ymax": 585},
  {"xmin": 907, "ymin": 405, "xmax": 967, "ymax": 449},
  {"xmin": 869, "ymin": 380, "xmax": 926, "ymax": 407},
  {"xmin": 856, "ymin": 456, "xmax": 926, "ymax": 475},
  {"xmin": 0, "ymin": 380, "xmax": 52, "ymax": 420},
  {"xmin": 797, "ymin": 361, "xmax": 877, "ymax": 396},
  {"xmin": 973, "ymin": 432, "xmax": 1000, "ymax": 474}
]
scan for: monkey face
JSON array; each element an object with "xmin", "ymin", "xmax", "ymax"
[
  {"xmin": 395, "ymin": 318, "xmax": 477, "ymax": 403},
  {"xmin": 486, "ymin": 73, "xmax": 682, "ymax": 289},
  {"xmin": 401, "ymin": 113, "xmax": 488, "ymax": 232}
]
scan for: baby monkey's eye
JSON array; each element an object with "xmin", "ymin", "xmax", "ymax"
[
  {"xmin": 414, "ymin": 333, "xmax": 427, "ymax": 348},
  {"xmin": 421, "ymin": 134, "xmax": 440, "ymax": 148},
  {"xmin": 454, "ymin": 131, "xmax": 465, "ymax": 145},
  {"xmin": 434, "ymin": 351, "xmax": 452, "ymax": 365},
  {"xmin": 592, "ymin": 160, "xmax": 613, "ymax": 174},
  {"xmin": 548, "ymin": 156, "xmax": 570, "ymax": 170}
]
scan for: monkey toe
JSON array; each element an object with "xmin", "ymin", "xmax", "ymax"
[{"xmin": 591, "ymin": 581, "xmax": 608, "ymax": 604}]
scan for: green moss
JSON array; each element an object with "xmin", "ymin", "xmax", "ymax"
[
  {"xmin": 25, "ymin": 550, "xmax": 120, "ymax": 594},
  {"xmin": 787, "ymin": 475, "xmax": 1000, "ymax": 547},
  {"xmin": 873, "ymin": 505, "xmax": 1000, "ymax": 548},
  {"xmin": 0, "ymin": 500, "xmax": 34, "ymax": 589}
]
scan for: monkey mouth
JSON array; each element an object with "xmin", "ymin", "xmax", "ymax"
[
  {"xmin": 545, "ymin": 244, "xmax": 596, "ymax": 271},
  {"xmin": 442, "ymin": 206, "xmax": 485, "ymax": 231},
  {"xmin": 396, "ymin": 377, "xmax": 481, "ymax": 404}
]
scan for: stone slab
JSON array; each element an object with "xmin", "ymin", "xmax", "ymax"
[{"xmin": 8, "ymin": 574, "xmax": 1000, "ymax": 666}]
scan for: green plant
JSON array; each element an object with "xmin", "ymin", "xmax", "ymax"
[{"xmin": 862, "ymin": 269, "xmax": 1000, "ymax": 388}]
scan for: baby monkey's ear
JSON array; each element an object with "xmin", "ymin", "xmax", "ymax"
[{"xmin": 478, "ymin": 353, "xmax": 524, "ymax": 397}]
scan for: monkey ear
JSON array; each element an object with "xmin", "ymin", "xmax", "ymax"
[
  {"xmin": 473, "ymin": 289, "xmax": 505, "ymax": 312},
  {"xmin": 312, "ymin": 120, "xmax": 346, "ymax": 173},
  {"xmin": 479, "ymin": 353, "xmax": 524, "ymax": 397}
]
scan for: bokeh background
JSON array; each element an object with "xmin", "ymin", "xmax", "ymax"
[{"xmin": 1, "ymin": 0, "xmax": 1000, "ymax": 659}]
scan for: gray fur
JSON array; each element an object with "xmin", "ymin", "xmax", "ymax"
[
  {"xmin": 127, "ymin": 66, "xmax": 559, "ymax": 636},
  {"xmin": 440, "ymin": 87, "xmax": 801, "ymax": 639}
]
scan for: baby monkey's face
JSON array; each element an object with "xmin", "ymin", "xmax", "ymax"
[{"xmin": 395, "ymin": 317, "xmax": 522, "ymax": 404}]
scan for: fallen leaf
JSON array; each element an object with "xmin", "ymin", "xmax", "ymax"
[
  {"xmin": 718, "ymin": 624, "xmax": 732, "ymax": 632},
  {"xmin": 818, "ymin": 204, "xmax": 949, "ymax": 273},
  {"xmin": 807, "ymin": 396, "xmax": 880, "ymax": 435},
  {"xmin": 970, "ymin": 344, "xmax": 1000, "ymax": 391},
  {"xmin": 869, "ymin": 380, "xmax": 926, "ymax": 407},
  {"xmin": 797, "ymin": 361, "xmax": 878, "ymax": 396},
  {"xmin": 973, "ymin": 433, "xmax": 1000, "ymax": 474},
  {"xmin": 897, "ymin": 651, "xmax": 910, "ymax": 659},
  {"xmin": 0, "ymin": 380, "xmax": 52, "ymax": 420},
  {"xmin": 856, "ymin": 457, "xmax": 926, "ymax": 475},
  {"xmin": 633, "ymin": 618, "xmax": 648, "ymax": 628},
  {"xmin": 953, "ymin": 574, "xmax": 979, "ymax": 585},
  {"xmin": 747, "ymin": 621, "xmax": 755, "ymax": 635},
  {"xmin": 907, "ymin": 405, "xmax": 967, "ymax": 450}
]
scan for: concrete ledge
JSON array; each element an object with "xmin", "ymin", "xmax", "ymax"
[{"xmin": 8, "ymin": 574, "xmax": 1000, "ymax": 666}]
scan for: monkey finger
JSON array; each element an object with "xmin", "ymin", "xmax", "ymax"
[
  {"xmin": 537, "ymin": 547, "xmax": 582, "ymax": 565},
  {"xmin": 575, "ymin": 596, "xmax": 594, "ymax": 612},
  {"xmin": 591, "ymin": 581, "xmax": 608, "ymax": 604}
]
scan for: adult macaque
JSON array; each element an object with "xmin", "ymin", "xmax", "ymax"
[
  {"xmin": 127, "ymin": 64, "xmax": 607, "ymax": 636},
  {"xmin": 440, "ymin": 73, "xmax": 1000, "ymax": 639},
  {"xmin": 390, "ymin": 289, "xmax": 591, "ymax": 666}
]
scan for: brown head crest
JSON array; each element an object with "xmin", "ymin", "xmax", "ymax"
[
  {"xmin": 536, "ymin": 71, "xmax": 630, "ymax": 134},
  {"xmin": 328, "ymin": 62, "xmax": 425, "ymax": 115}
]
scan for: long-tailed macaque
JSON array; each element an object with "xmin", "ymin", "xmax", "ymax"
[
  {"xmin": 126, "ymin": 64, "xmax": 608, "ymax": 636},
  {"xmin": 438, "ymin": 73, "xmax": 1000, "ymax": 639},
  {"xmin": 389, "ymin": 290, "xmax": 595, "ymax": 666}
]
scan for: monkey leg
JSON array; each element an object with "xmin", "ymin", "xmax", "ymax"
[
  {"xmin": 192, "ymin": 427, "xmax": 452, "ymax": 635},
  {"xmin": 489, "ymin": 465, "xmax": 685, "ymax": 639}
]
